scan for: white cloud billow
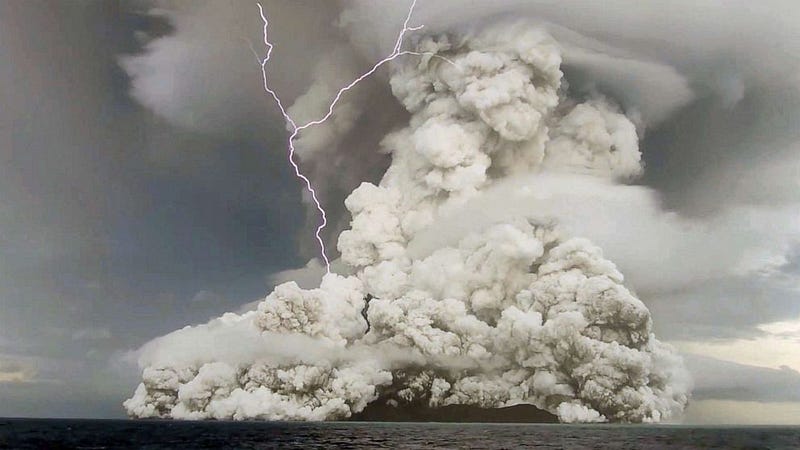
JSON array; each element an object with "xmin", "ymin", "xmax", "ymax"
[{"xmin": 125, "ymin": 22, "xmax": 692, "ymax": 423}]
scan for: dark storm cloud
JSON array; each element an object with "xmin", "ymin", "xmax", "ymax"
[
  {"xmin": 127, "ymin": 0, "xmax": 800, "ymax": 277},
  {"xmin": 0, "ymin": 0, "xmax": 310, "ymax": 417},
  {"xmin": 642, "ymin": 86, "xmax": 800, "ymax": 214},
  {"xmin": 121, "ymin": 0, "xmax": 406, "ymax": 259}
]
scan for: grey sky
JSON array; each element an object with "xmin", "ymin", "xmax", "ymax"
[
  {"xmin": 0, "ymin": 0, "xmax": 305, "ymax": 417},
  {"xmin": 2, "ymin": 0, "xmax": 800, "ymax": 422}
]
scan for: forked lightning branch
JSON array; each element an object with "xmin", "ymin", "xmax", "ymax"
[{"xmin": 255, "ymin": 0, "xmax": 424, "ymax": 274}]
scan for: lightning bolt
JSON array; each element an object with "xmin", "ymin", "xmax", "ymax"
[{"xmin": 255, "ymin": 0, "xmax": 456, "ymax": 274}]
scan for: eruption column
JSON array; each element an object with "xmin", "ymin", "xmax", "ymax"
[
  {"xmin": 128, "ymin": 17, "xmax": 691, "ymax": 423},
  {"xmin": 256, "ymin": 0, "xmax": 424, "ymax": 273}
]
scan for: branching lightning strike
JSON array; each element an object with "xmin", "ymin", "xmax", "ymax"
[{"xmin": 255, "ymin": 0, "xmax": 432, "ymax": 274}]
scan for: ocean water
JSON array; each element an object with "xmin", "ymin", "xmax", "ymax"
[{"xmin": 1, "ymin": 419, "xmax": 799, "ymax": 449}]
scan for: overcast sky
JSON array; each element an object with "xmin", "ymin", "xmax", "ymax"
[
  {"xmin": 0, "ymin": 0, "xmax": 309, "ymax": 417},
  {"xmin": 2, "ymin": 0, "xmax": 800, "ymax": 423}
]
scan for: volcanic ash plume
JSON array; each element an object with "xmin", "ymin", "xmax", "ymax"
[{"xmin": 125, "ymin": 22, "xmax": 690, "ymax": 423}]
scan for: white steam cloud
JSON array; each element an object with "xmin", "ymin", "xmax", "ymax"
[{"xmin": 125, "ymin": 21, "xmax": 692, "ymax": 423}]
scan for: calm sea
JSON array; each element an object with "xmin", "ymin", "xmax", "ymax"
[{"xmin": 1, "ymin": 419, "xmax": 799, "ymax": 449}]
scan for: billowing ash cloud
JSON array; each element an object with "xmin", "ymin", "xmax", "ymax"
[{"xmin": 125, "ymin": 22, "xmax": 691, "ymax": 423}]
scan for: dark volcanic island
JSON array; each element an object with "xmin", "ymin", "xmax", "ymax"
[{"xmin": 350, "ymin": 402, "xmax": 558, "ymax": 423}]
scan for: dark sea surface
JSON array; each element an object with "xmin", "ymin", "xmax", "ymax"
[{"xmin": 1, "ymin": 419, "xmax": 799, "ymax": 449}]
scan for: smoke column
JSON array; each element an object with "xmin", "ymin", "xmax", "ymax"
[{"xmin": 124, "ymin": 14, "xmax": 691, "ymax": 423}]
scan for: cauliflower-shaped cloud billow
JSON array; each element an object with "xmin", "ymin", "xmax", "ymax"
[{"xmin": 125, "ymin": 22, "xmax": 689, "ymax": 423}]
